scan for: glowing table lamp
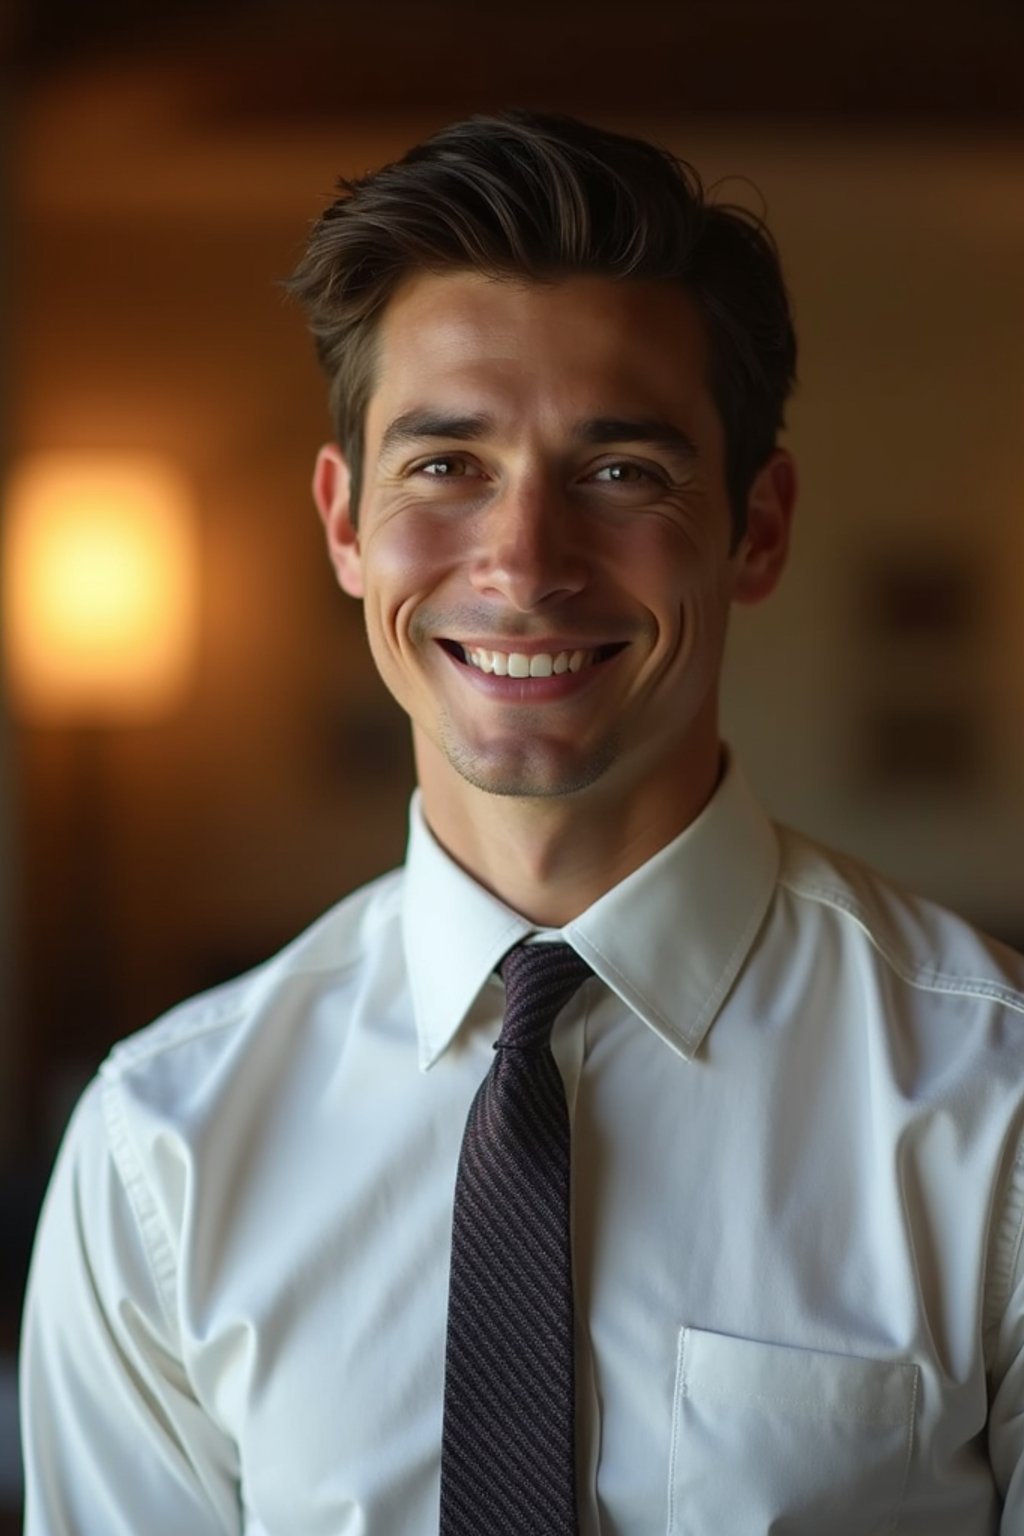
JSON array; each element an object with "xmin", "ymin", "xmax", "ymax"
[{"xmin": 3, "ymin": 452, "xmax": 198, "ymax": 724}]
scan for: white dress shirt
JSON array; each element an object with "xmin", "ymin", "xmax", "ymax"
[{"xmin": 20, "ymin": 757, "xmax": 1024, "ymax": 1534}]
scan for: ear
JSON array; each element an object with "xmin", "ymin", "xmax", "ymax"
[
  {"xmin": 313, "ymin": 443, "xmax": 363, "ymax": 598},
  {"xmin": 731, "ymin": 449, "xmax": 797, "ymax": 606}
]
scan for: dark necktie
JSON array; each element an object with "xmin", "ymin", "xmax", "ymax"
[{"xmin": 439, "ymin": 941, "xmax": 592, "ymax": 1535}]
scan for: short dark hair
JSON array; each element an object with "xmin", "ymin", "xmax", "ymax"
[{"xmin": 288, "ymin": 110, "xmax": 797, "ymax": 537}]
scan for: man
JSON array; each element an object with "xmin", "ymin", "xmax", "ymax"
[{"xmin": 19, "ymin": 112, "xmax": 1024, "ymax": 1533}]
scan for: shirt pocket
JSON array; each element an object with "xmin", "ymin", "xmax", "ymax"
[{"xmin": 668, "ymin": 1326, "xmax": 919, "ymax": 1536}]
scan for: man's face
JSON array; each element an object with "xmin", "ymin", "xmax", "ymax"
[{"xmin": 316, "ymin": 271, "xmax": 791, "ymax": 822}]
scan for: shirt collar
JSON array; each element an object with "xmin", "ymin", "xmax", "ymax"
[
  {"xmin": 403, "ymin": 753, "xmax": 779, "ymax": 1068},
  {"xmin": 564, "ymin": 757, "xmax": 779, "ymax": 1058},
  {"xmin": 403, "ymin": 800, "xmax": 533, "ymax": 1069}
]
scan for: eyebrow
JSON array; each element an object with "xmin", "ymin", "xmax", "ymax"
[
  {"xmin": 377, "ymin": 409, "xmax": 699, "ymax": 462},
  {"xmin": 379, "ymin": 411, "xmax": 493, "ymax": 459},
  {"xmin": 573, "ymin": 418, "xmax": 698, "ymax": 459}
]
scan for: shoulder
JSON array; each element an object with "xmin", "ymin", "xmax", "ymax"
[
  {"xmin": 101, "ymin": 863, "xmax": 407, "ymax": 1107},
  {"xmin": 773, "ymin": 822, "xmax": 1024, "ymax": 1018},
  {"xmin": 38, "ymin": 867, "xmax": 409, "ymax": 1315}
]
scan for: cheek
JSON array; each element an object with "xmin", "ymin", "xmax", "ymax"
[
  {"xmin": 626, "ymin": 534, "xmax": 717, "ymax": 615},
  {"xmin": 631, "ymin": 539, "xmax": 733, "ymax": 662},
  {"xmin": 362, "ymin": 513, "xmax": 458, "ymax": 627}
]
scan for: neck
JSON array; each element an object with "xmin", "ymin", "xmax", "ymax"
[{"xmin": 414, "ymin": 738, "xmax": 724, "ymax": 927}]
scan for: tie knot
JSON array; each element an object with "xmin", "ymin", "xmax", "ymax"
[{"xmin": 497, "ymin": 942, "xmax": 593, "ymax": 1051}]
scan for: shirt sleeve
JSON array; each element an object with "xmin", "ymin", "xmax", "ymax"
[
  {"xmin": 19, "ymin": 1078, "xmax": 241, "ymax": 1536},
  {"xmin": 986, "ymin": 1139, "xmax": 1024, "ymax": 1527}
]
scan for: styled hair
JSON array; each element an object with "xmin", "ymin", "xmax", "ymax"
[{"xmin": 287, "ymin": 110, "xmax": 797, "ymax": 536}]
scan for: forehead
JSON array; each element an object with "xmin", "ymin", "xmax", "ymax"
[{"xmin": 364, "ymin": 270, "xmax": 718, "ymax": 446}]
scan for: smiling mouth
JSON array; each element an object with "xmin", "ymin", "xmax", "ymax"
[{"xmin": 440, "ymin": 642, "xmax": 626, "ymax": 677}]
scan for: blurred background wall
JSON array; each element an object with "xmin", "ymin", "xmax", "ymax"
[{"xmin": 1, "ymin": 0, "xmax": 1023, "ymax": 1521}]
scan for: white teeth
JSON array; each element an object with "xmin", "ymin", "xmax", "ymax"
[{"xmin": 461, "ymin": 645, "xmax": 599, "ymax": 676}]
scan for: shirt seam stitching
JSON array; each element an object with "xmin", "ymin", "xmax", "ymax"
[
  {"xmin": 984, "ymin": 1139, "xmax": 1024, "ymax": 1369},
  {"xmin": 100, "ymin": 1073, "xmax": 181, "ymax": 1333},
  {"xmin": 779, "ymin": 877, "xmax": 1024, "ymax": 1013},
  {"xmin": 666, "ymin": 1327, "xmax": 687, "ymax": 1535},
  {"xmin": 887, "ymin": 1361, "xmax": 919, "ymax": 1536}
]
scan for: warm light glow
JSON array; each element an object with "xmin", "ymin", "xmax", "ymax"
[{"xmin": 3, "ymin": 452, "xmax": 198, "ymax": 722}]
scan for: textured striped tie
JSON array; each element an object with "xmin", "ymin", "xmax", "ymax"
[{"xmin": 440, "ymin": 941, "xmax": 592, "ymax": 1535}]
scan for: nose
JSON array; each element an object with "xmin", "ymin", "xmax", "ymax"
[{"xmin": 468, "ymin": 478, "xmax": 588, "ymax": 611}]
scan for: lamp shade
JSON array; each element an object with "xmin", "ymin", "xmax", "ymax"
[{"xmin": 2, "ymin": 451, "xmax": 198, "ymax": 722}]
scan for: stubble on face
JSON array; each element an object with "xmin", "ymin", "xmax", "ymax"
[{"xmin": 434, "ymin": 706, "xmax": 626, "ymax": 799}]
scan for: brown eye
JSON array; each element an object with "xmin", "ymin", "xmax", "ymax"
[
  {"xmin": 419, "ymin": 456, "xmax": 476, "ymax": 477},
  {"xmin": 590, "ymin": 461, "xmax": 665, "ymax": 488},
  {"xmin": 598, "ymin": 463, "xmax": 644, "ymax": 482}
]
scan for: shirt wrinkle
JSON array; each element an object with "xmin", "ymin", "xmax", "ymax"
[{"xmin": 985, "ymin": 1143, "xmax": 1024, "ymax": 1364}]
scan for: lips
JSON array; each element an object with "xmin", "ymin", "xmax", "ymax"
[{"xmin": 441, "ymin": 641, "xmax": 625, "ymax": 677}]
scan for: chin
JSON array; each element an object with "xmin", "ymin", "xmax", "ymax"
[{"xmin": 442, "ymin": 732, "xmax": 619, "ymax": 801}]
